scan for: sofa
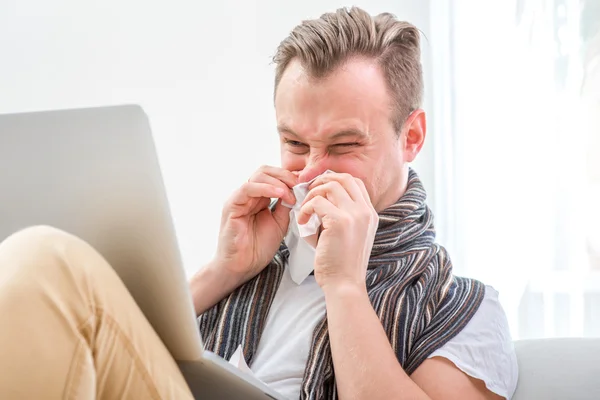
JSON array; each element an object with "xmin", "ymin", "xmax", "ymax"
[{"xmin": 512, "ymin": 338, "xmax": 600, "ymax": 399}]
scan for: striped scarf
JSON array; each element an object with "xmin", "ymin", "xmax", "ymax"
[{"xmin": 198, "ymin": 169, "xmax": 485, "ymax": 400}]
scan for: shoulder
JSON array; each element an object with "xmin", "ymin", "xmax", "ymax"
[{"xmin": 429, "ymin": 285, "xmax": 519, "ymax": 399}]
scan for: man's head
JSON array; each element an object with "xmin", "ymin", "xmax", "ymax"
[{"xmin": 273, "ymin": 7, "xmax": 427, "ymax": 212}]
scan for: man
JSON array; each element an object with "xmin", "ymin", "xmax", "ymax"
[{"xmin": 0, "ymin": 7, "xmax": 517, "ymax": 400}]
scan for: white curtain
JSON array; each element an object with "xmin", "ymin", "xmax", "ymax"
[{"xmin": 430, "ymin": 0, "xmax": 600, "ymax": 339}]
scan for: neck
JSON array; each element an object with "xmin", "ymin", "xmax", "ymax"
[{"xmin": 369, "ymin": 167, "xmax": 433, "ymax": 259}]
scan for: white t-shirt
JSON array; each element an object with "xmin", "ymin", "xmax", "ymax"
[{"xmin": 250, "ymin": 265, "xmax": 519, "ymax": 400}]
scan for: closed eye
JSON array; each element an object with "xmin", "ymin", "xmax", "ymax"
[
  {"xmin": 283, "ymin": 138, "xmax": 309, "ymax": 154},
  {"xmin": 333, "ymin": 142, "xmax": 360, "ymax": 148}
]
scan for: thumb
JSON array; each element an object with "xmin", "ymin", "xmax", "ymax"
[{"xmin": 272, "ymin": 199, "xmax": 291, "ymax": 237}]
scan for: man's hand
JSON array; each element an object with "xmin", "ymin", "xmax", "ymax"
[
  {"xmin": 297, "ymin": 172, "xmax": 378, "ymax": 290},
  {"xmin": 212, "ymin": 165, "xmax": 297, "ymax": 286},
  {"xmin": 190, "ymin": 166, "xmax": 297, "ymax": 316},
  {"xmin": 296, "ymin": 173, "xmax": 504, "ymax": 400}
]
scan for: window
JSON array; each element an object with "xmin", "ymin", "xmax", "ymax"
[{"xmin": 432, "ymin": 0, "xmax": 600, "ymax": 338}]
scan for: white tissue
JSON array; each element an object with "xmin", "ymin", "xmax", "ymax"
[
  {"xmin": 282, "ymin": 181, "xmax": 322, "ymax": 237},
  {"xmin": 281, "ymin": 170, "xmax": 333, "ymax": 284}
]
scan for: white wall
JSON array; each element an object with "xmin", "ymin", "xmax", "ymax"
[{"xmin": 0, "ymin": 0, "xmax": 434, "ymax": 276}]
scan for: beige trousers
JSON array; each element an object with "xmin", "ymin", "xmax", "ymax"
[{"xmin": 0, "ymin": 226, "xmax": 194, "ymax": 399}]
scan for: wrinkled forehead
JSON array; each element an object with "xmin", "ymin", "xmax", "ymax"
[{"xmin": 274, "ymin": 58, "xmax": 395, "ymax": 139}]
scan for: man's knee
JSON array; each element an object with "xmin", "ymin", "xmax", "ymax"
[
  {"xmin": 1, "ymin": 225, "xmax": 116, "ymax": 280},
  {"xmin": 0, "ymin": 225, "xmax": 95, "ymax": 281},
  {"xmin": 0, "ymin": 225, "xmax": 76, "ymax": 253}
]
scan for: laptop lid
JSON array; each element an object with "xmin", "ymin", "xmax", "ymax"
[{"xmin": 0, "ymin": 105, "xmax": 203, "ymax": 361}]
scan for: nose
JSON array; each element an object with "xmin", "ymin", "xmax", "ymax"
[{"xmin": 298, "ymin": 157, "xmax": 330, "ymax": 183}]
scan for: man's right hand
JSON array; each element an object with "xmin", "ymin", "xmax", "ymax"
[{"xmin": 210, "ymin": 166, "xmax": 297, "ymax": 286}]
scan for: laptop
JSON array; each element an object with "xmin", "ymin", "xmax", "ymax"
[{"xmin": 0, "ymin": 105, "xmax": 285, "ymax": 400}]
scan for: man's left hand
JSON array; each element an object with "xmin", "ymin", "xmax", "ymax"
[{"xmin": 297, "ymin": 173, "xmax": 379, "ymax": 290}]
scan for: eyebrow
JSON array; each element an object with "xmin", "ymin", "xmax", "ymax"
[{"xmin": 277, "ymin": 124, "xmax": 368, "ymax": 141}]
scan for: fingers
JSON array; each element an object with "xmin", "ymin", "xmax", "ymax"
[
  {"xmin": 302, "ymin": 181, "xmax": 353, "ymax": 209},
  {"xmin": 249, "ymin": 166, "xmax": 298, "ymax": 205},
  {"xmin": 231, "ymin": 182, "xmax": 285, "ymax": 206},
  {"xmin": 298, "ymin": 173, "xmax": 374, "ymax": 229},
  {"xmin": 297, "ymin": 195, "xmax": 339, "ymax": 226},
  {"xmin": 249, "ymin": 166, "xmax": 298, "ymax": 189},
  {"xmin": 308, "ymin": 173, "xmax": 370, "ymax": 204},
  {"xmin": 271, "ymin": 198, "xmax": 292, "ymax": 235},
  {"xmin": 251, "ymin": 172, "xmax": 296, "ymax": 205},
  {"xmin": 225, "ymin": 166, "xmax": 299, "ymax": 219}
]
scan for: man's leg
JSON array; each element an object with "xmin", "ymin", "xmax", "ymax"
[{"xmin": 0, "ymin": 226, "xmax": 194, "ymax": 399}]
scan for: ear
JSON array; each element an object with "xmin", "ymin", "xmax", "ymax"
[{"xmin": 401, "ymin": 109, "xmax": 426, "ymax": 163}]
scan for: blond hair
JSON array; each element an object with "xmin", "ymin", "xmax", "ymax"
[{"xmin": 273, "ymin": 6, "xmax": 423, "ymax": 132}]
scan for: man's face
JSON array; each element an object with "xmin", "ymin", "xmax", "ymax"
[{"xmin": 275, "ymin": 57, "xmax": 424, "ymax": 212}]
